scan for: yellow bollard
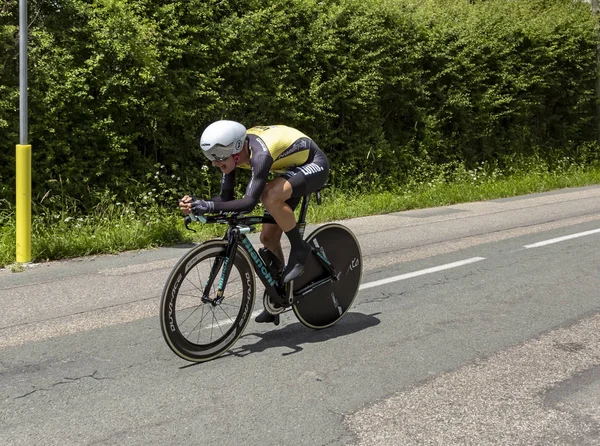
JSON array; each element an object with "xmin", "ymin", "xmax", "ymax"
[{"xmin": 16, "ymin": 144, "xmax": 32, "ymax": 263}]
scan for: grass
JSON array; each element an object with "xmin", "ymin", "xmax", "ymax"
[
  {"xmin": 307, "ymin": 162, "xmax": 600, "ymax": 222},
  {"xmin": 2, "ymin": 160, "xmax": 600, "ymax": 269}
]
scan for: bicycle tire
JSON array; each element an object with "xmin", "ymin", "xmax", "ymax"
[
  {"xmin": 160, "ymin": 240, "xmax": 255, "ymax": 362},
  {"xmin": 292, "ymin": 224, "xmax": 362, "ymax": 329}
]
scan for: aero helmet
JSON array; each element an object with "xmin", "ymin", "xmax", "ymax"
[{"xmin": 200, "ymin": 120, "xmax": 247, "ymax": 161}]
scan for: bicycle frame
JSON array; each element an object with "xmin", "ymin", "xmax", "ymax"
[{"xmin": 195, "ymin": 189, "xmax": 338, "ymax": 308}]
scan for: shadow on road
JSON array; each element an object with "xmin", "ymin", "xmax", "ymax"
[
  {"xmin": 227, "ymin": 311, "xmax": 381, "ymax": 359},
  {"xmin": 177, "ymin": 312, "xmax": 381, "ymax": 369}
]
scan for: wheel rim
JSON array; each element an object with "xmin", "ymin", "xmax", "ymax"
[
  {"xmin": 162, "ymin": 243, "xmax": 255, "ymax": 361},
  {"xmin": 293, "ymin": 224, "xmax": 362, "ymax": 328}
]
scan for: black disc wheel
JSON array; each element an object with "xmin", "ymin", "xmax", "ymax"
[
  {"xmin": 160, "ymin": 241, "xmax": 255, "ymax": 362},
  {"xmin": 292, "ymin": 224, "xmax": 362, "ymax": 329}
]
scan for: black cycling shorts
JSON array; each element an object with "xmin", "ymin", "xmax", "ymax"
[{"xmin": 267, "ymin": 139, "xmax": 329, "ymax": 214}]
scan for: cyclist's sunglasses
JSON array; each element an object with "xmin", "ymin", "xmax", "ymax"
[
  {"xmin": 210, "ymin": 153, "xmax": 230, "ymax": 162},
  {"xmin": 202, "ymin": 144, "xmax": 232, "ymax": 162}
]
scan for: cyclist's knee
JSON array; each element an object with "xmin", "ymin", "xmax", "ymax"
[
  {"xmin": 260, "ymin": 185, "xmax": 279, "ymax": 210},
  {"xmin": 261, "ymin": 179, "xmax": 291, "ymax": 211},
  {"xmin": 260, "ymin": 227, "xmax": 281, "ymax": 247}
]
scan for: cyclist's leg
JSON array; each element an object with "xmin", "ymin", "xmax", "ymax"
[
  {"xmin": 261, "ymin": 178, "xmax": 310, "ymax": 283},
  {"xmin": 255, "ymin": 198, "xmax": 299, "ymax": 324},
  {"xmin": 260, "ymin": 222, "xmax": 284, "ymax": 264},
  {"xmin": 259, "ymin": 196, "xmax": 300, "ymax": 265},
  {"xmin": 262, "ymin": 148, "xmax": 329, "ymax": 283},
  {"xmin": 261, "ymin": 177, "xmax": 295, "ymax": 232}
]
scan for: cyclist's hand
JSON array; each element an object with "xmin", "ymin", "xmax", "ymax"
[
  {"xmin": 190, "ymin": 198, "xmax": 214, "ymax": 216},
  {"xmin": 179, "ymin": 195, "xmax": 193, "ymax": 215}
]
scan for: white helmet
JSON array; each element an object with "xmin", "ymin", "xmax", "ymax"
[{"xmin": 200, "ymin": 120, "xmax": 247, "ymax": 161}]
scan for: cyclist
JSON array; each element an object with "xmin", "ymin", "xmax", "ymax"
[{"xmin": 179, "ymin": 120, "xmax": 329, "ymax": 323}]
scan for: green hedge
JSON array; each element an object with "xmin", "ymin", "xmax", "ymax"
[{"xmin": 0, "ymin": 0, "xmax": 598, "ymax": 209}]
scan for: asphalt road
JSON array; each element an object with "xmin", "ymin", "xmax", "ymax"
[{"xmin": 1, "ymin": 185, "xmax": 600, "ymax": 445}]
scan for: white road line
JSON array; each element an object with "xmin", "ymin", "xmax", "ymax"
[
  {"xmin": 359, "ymin": 257, "xmax": 486, "ymax": 291},
  {"xmin": 524, "ymin": 228, "xmax": 600, "ymax": 249},
  {"xmin": 194, "ymin": 257, "xmax": 489, "ymax": 330},
  {"xmin": 252, "ymin": 257, "xmax": 486, "ymax": 321}
]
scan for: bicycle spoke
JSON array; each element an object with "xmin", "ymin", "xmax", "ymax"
[
  {"xmin": 184, "ymin": 270, "xmax": 205, "ymax": 294},
  {"xmin": 218, "ymin": 291, "xmax": 243, "ymax": 308},
  {"xmin": 177, "ymin": 292, "xmax": 204, "ymax": 299},
  {"xmin": 161, "ymin": 241, "xmax": 255, "ymax": 362},
  {"xmin": 215, "ymin": 303, "xmax": 235, "ymax": 324},
  {"xmin": 181, "ymin": 292, "xmax": 238, "ymax": 343},
  {"xmin": 178, "ymin": 301, "xmax": 208, "ymax": 329},
  {"xmin": 185, "ymin": 303, "xmax": 209, "ymax": 341},
  {"xmin": 210, "ymin": 311, "xmax": 217, "ymax": 343},
  {"xmin": 213, "ymin": 310, "xmax": 227, "ymax": 336},
  {"xmin": 196, "ymin": 260, "xmax": 205, "ymax": 288},
  {"xmin": 196, "ymin": 305, "xmax": 207, "ymax": 345}
]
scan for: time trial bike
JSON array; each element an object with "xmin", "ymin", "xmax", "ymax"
[{"xmin": 159, "ymin": 189, "xmax": 362, "ymax": 362}]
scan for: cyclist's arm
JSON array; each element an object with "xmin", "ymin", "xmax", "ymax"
[
  {"xmin": 209, "ymin": 151, "xmax": 273, "ymax": 213},
  {"xmin": 210, "ymin": 171, "xmax": 236, "ymax": 203}
]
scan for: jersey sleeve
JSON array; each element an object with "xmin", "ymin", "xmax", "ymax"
[
  {"xmin": 209, "ymin": 149, "xmax": 273, "ymax": 213},
  {"xmin": 210, "ymin": 171, "xmax": 235, "ymax": 203}
]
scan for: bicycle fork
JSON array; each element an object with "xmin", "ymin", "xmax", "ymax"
[{"xmin": 201, "ymin": 229, "xmax": 240, "ymax": 306}]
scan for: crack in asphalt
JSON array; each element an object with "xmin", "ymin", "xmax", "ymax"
[
  {"xmin": 14, "ymin": 370, "xmax": 112, "ymax": 400},
  {"xmin": 355, "ymin": 293, "xmax": 394, "ymax": 306}
]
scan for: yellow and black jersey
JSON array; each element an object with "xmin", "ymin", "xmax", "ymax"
[
  {"xmin": 209, "ymin": 125, "xmax": 329, "ymax": 214},
  {"xmin": 245, "ymin": 125, "xmax": 312, "ymax": 172}
]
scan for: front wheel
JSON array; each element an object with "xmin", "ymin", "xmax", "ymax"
[
  {"xmin": 160, "ymin": 240, "xmax": 256, "ymax": 362},
  {"xmin": 292, "ymin": 224, "xmax": 362, "ymax": 329}
]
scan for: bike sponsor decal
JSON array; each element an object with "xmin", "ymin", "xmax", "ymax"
[
  {"xmin": 298, "ymin": 222, "xmax": 306, "ymax": 238},
  {"xmin": 169, "ymin": 273, "xmax": 184, "ymax": 332},
  {"xmin": 219, "ymin": 211, "xmax": 240, "ymax": 217},
  {"xmin": 279, "ymin": 139, "xmax": 307, "ymax": 159},
  {"xmin": 331, "ymin": 292, "xmax": 343, "ymax": 316},
  {"xmin": 348, "ymin": 257, "xmax": 360, "ymax": 274},
  {"xmin": 312, "ymin": 238, "xmax": 331, "ymax": 263},
  {"xmin": 218, "ymin": 257, "xmax": 230, "ymax": 289},
  {"xmin": 247, "ymin": 170, "xmax": 256, "ymax": 196},
  {"xmin": 241, "ymin": 238, "xmax": 278, "ymax": 287},
  {"xmin": 168, "ymin": 301, "xmax": 176, "ymax": 332},
  {"xmin": 239, "ymin": 272, "xmax": 253, "ymax": 328},
  {"xmin": 186, "ymin": 252, "xmax": 205, "ymax": 274},
  {"xmin": 299, "ymin": 163, "xmax": 324, "ymax": 176},
  {"xmin": 256, "ymin": 137, "xmax": 268, "ymax": 152}
]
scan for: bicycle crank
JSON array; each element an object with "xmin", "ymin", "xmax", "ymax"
[{"xmin": 263, "ymin": 291, "xmax": 286, "ymax": 315}]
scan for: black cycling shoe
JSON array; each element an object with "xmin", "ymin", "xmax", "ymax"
[
  {"xmin": 255, "ymin": 309, "xmax": 280, "ymax": 326},
  {"xmin": 282, "ymin": 241, "xmax": 311, "ymax": 284},
  {"xmin": 282, "ymin": 263, "xmax": 304, "ymax": 284}
]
